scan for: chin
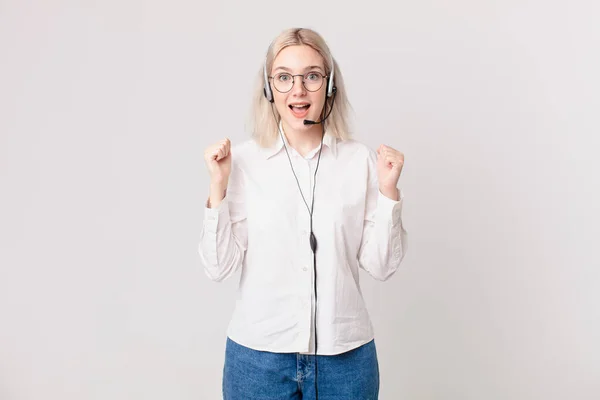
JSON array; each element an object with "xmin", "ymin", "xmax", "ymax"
[{"xmin": 283, "ymin": 117, "xmax": 308, "ymax": 130}]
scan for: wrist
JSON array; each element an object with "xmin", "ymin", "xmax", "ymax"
[
  {"xmin": 210, "ymin": 181, "xmax": 227, "ymax": 192},
  {"xmin": 208, "ymin": 183, "xmax": 227, "ymax": 208},
  {"xmin": 379, "ymin": 186, "xmax": 399, "ymax": 201}
]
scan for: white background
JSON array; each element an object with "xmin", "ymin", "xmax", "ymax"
[{"xmin": 1, "ymin": 0, "xmax": 599, "ymax": 398}]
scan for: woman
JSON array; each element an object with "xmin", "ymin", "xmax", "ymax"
[{"xmin": 199, "ymin": 27, "xmax": 407, "ymax": 400}]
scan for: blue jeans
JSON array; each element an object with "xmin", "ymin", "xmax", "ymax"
[{"xmin": 222, "ymin": 337, "xmax": 379, "ymax": 399}]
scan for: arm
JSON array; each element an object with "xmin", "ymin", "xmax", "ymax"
[
  {"xmin": 357, "ymin": 149, "xmax": 407, "ymax": 281},
  {"xmin": 198, "ymin": 149, "xmax": 248, "ymax": 282}
]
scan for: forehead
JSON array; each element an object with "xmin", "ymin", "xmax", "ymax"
[{"xmin": 272, "ymin": 45, "xmax": 325, "ymax": 72}]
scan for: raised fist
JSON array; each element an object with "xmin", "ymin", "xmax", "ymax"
[{"xmin": 204, "ymin": 138, "xmax": 232, "ymax": 187}]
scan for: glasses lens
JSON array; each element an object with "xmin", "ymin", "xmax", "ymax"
[
  {"xmin": 273, "ymin": 73, "xmax": 293, "ymax": 92},
  {"xmin": 303, "ymin": 72, "xmax": 324, "ymax": 92}
]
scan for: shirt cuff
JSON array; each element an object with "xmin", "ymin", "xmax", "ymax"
[
  {"xmin": 376, "ymin": 188, "xmax": 404, "ymax": 227},
  {"xmin": 204, "ymin": 196, "xmax": 231, "ymax": 234}
]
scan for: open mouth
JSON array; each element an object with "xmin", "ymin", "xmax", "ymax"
[{"xmin": 289, "ymin": 103, "xmax": 310, "ymax": 118}]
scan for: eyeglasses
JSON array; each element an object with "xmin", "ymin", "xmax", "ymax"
[{"xmin": 269, "ymin": 71, "xmax": 328, "ymax": 93}]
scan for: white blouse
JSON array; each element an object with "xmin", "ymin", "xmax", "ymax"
[{"xmin": 198, "ymin": 130, "xmax": 407, "ymax": 355}]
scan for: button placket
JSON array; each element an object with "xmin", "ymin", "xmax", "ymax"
[
  {"xmin": 293, "ymin": 156, "xmax": 313, "ymax": 271},
  {"xmin": 287, "ymin": 148, "xmax": 319, "ymax": 353}
]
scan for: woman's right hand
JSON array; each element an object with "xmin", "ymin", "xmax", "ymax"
[{"xmin": 204, "ymin": 138, "xmax": 231, "ymax": 207}]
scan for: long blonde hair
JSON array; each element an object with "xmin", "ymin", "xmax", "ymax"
[{"xmin": 248, "ymin": 28, "xmax": 352, "ymax": 148}]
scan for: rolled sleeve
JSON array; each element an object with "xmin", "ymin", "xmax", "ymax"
[
  {"xmin": 376, "ymin": 189, "xmax": 407, "ymax": 264},
  {"xmin": 198, "ymin": 156, "xmax": 247, "ymax": 282},
  {"xmin": 358, "ymin": 179, "xmax": 408, "ymax": 281}
]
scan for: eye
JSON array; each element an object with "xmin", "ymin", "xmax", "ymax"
[
  {"xmin": 276, "ymin": 73, "xmax": 291, "ymax": 82},
  {"xmin": 306, "ymin": 72, "xmax": 320, "ymax": 81}
]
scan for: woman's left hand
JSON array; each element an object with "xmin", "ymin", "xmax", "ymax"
[{"xmin": 376, "ymin": 144, "xmax": 404, "ymax": 200}]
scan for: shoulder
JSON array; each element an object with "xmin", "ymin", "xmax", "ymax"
[
  {"xmin": 336, "ymin": 137, "xmax": 377, "ymax": 162},
  {"xmin": 231, "ymin": 138, "xmax": 259, "ymax": 154},
  {"xmin": 230, "ymin": 138, "xmax": 262, "ymax": 167}
]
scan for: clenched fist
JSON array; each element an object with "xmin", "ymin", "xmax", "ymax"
[
  {"xmin": 204, "ymin": 138, "xmax": 232, "ymax": 207},
  {"xmin": 376, "ymin": 144, "xmax": 404, "ymax": 201}
]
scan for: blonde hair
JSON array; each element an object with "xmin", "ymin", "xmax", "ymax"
[{"xmin": 248, "ymin": 28, "xmax": 352, "ymax": 148}]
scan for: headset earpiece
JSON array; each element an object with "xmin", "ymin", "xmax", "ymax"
[
  {"xmin": 263, "ymin": 60, "xmax": 274, "ymax": 103},
  {"xmin": 327, "ymin": 65, "xmax": 335, "ymax": 98}
]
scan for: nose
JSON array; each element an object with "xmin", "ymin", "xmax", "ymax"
[{"xmin": 290, "ymin": 76, "xmax": 306, "ymax": 96}]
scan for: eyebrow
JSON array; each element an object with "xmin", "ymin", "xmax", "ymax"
[{"xmin": 273, "ymin": 65, "xmax": 325, "ymax": 73}]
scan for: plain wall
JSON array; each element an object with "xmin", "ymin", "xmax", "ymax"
[{"xmin": 1, "ymin": 0, "xmax": 599, "ymax": 399}]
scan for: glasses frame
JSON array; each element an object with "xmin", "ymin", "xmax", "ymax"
[{"xmin": 268, "ymin": 71, "xmax": 329, "ymax": 93}]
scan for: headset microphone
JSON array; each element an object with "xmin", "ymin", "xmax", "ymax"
[{"xmin": 303, "ymin": 87, "xmax": 337, "ymax": 125}]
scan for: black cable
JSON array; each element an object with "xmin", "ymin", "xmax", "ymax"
[{"xmin": 270, "ymin": 102, "xmax": 326, "ymax": 400}]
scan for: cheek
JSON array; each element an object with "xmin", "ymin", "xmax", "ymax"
[
  {"xmin": 273, "ymin": 93, "xmax": 289, "ymax": 115},
  {"xmin": 310, "ymin": 93, "xmax": 326, "ymax": 111}
]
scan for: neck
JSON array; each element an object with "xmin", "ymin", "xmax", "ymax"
[{"xmin": 281, "ymin": 122, "xmax": 324, "ymax": 157}]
